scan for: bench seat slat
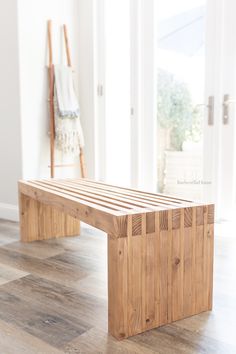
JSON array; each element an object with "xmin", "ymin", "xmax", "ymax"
[
  {"xmin": 19, "ymin": 181, "xmax": 131, "ymax": 237},
  {"xmin": 19, "ymin": 178, "xmax": 208, "ymax": 237},
  {"xmin": 67, "ymin": 178, "xmax": 199, "ymax": 205},
  {"xmin": 59, "ymin": 179, "xmax": 199, "ymax": 208},
  {"xmin": 51, "ymin": 180, "xmax": 180, "ymax": 207},
  {"xmin": 32, "ymin": 180, "xmax": 152, "ymax": 212},
  {"xmin": 19, "ymin": 181, "xmax": 122, "ymax": 214},
  {"xmin": 38, "ymin": 180, "xmax": 171, "ymax": 211}
]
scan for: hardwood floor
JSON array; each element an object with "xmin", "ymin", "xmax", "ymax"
[{"xmin": 0, "ymin": 219, "xmax": 235, "ymax": 353}]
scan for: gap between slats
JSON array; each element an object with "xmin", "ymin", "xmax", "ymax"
[
  {"xmin": 77, "ymin": 178, "xmax": 196, "ymax": 204},
  {"xmin": 31, "ymin": 181, "xmax": 140, "ymax": 212},
  {"xmin": 46, "ymin": 178, "xmax": 197, "ymax": 209},
  {"xmin": 58, "ymin": 180, "xmax": 182, "ymax": 208},
  {"xmin": 38, "ymin": 179, "xmax": 173, "ymax": 211},
  {"xmin": 21, "ymin": 181, "xmax": 124, "ymax": 215}
]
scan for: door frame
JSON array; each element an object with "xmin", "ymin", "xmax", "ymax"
[
  {"xmin": 130, "ymin": 0, "xmax": 157, "ymax": 192},
  {"xmin": 94, "ymin": 0, "xmax": 106, "ymax": 181},
  {"xmin": 203, "ymin": 0, "xmax": 223, "ymax": 214}
]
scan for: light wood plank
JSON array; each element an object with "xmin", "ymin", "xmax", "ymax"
[
  {"xmin": 144, "ymin": 212, "xmax": 160, "ymax": 330},
  {"xmin": 167, "ymin": 210, "xmax": 173, "ymax": 323},
  {"xmin": 195, "ymin": 206, "xmax": 205, "ymax": 313},
  {"xmin": 66, "ymin": 179, "xmax": 197, "ymax": 207},
  {"xmin": 47, "ymin": 180, "xmax": 182, "ymax": 209},
  {"xmin": 19, "ymin": 193, "xmax": 80, "ymax": 242},
  {"xmin": 183, "ymin": 223, "xmax": 193, "ymax": 317},
  {"xmin": 19, "ymin": 183, "xmax": 125, "ymax": 238},
  {"xmin": 127, "ymin": 219, "xmax": 143, "ymax": 337},
  {"xmin": 171, "ymin": 209, "xmax": 184, "ymax": 321},
  {"xmin": 108, "ymin": 236, "xmax": 128, "ymax": 339},
  {"xmin": 159, "ymin": 211, "xmax": 169, "ymax": 325}
]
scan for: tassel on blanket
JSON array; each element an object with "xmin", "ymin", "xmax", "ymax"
[{"xmin": 54, "ymin": 65, "xmax": 84, "ymax": 155}]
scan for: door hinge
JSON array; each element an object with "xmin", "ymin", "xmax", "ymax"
[{"xmin": 97, "ymin": 84, "xmax": 104, "ymax": 97}]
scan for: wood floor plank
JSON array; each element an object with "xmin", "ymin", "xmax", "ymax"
[
  {"xmin": 1, "ymin": 220, "xmax": 234, "ymax": 354},
  {"xmin": 131, "ymin": 322, "xmax": 236, "ymax": 354},
  {"xmin": 0, "ymin": 219, "xmax": 19, "ymax": 233},
  {"xmin": 175, "ymin": 306, "xmax": 236, "ymax": 350},
  {"xmin": 64, "ymin": 327, "xmax": 157, "ymax": 354},
  {"xmin": 0, "ymin": 287, "xmax": 91, "ymax": 348},
  {"xmin": 0, "ymin": 274, "xmax": 108, "ymax": 348},
  {"xmin": 0, "ymin": 263, "xmax": 29, "ymax": 285},
  {"xmin": 0, "ymin": 318, "xmax": 63, "ymax": 354},
  {"xmin": 0, "ymin": 220, "xmax": 19, "ymax": 245},
  {"xmin": 1, "ymin": 274, "xmax": 107, "ymax": 327},
  {"xmin": 73, "ymin": 274, "xmax": 107, "ymax": 299},
  {"xmin": 2, "ymin": 240, "xmax": 65, "ymax": 260},
  {"xmin": 0, "ymin": 247, "xmax": 89, "ymax": 287}
]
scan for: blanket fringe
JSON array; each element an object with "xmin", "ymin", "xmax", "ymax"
[{"xmin": 54, "ymin": 92, "xmax": 84, "ymax": 156}]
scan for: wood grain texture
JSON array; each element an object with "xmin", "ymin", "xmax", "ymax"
[
  {"xmin": 0, "ymin": 264, "xmax": 29, "ymax": 286},
  {"xmin": 0, "ymin": 318, "xmax": 63, "ymax": 354},
  {"xmin": 107, "ymin": 205, "xmax": 214, "ymax": 339},
  {"xmin": 0, "ymin": 219, "xmax": 234, "ymax": 354},
  {"xmin": 18, "ymin": 179, "xmax": 214, "ymax": 341},
  {"xmin": 19, "ymin": 192, "xmax": 80, "ymax": 242},
  {"xmin": 159, "ymin": 220, "xmax": 169, "ymax": 325},
  {"xmin": 108, "ymin": 236, "xmax": 128, "ymax": 339},
  {"xmin": 171, "ymin": 209, "xmax": 184, "ymax": 322}
]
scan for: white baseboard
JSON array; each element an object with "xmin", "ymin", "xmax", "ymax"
[{"xmin": 0, "ymin": 203, "xmax": 19, "ymax": 222}]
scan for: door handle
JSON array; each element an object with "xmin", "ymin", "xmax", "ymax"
[
  {"xmin": 195, "ymin": 96, "xmax": 214, "ymax": 126},
  {"xmin": 222, "ymin": 94, "xmax": 236, "ymax": 125}
]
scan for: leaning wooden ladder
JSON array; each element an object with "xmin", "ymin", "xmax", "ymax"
[{"xmin": 47, "ymin": 20, "xmax": 86, "ymax": 178}]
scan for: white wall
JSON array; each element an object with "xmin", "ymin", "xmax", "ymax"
[
  {"xmin": 0, "ymin": 0, "xmax": 96, "ymax": 221},
  {"xmin": 104, "ymin": 0, "xmax": 131, "ymax": 186},
  {"xmin": 77, "ymin": 0, "xmax": 96, "ymax": 179},
  {"xmin": 18, "ymin": 0, "xmax": 83, "ymax": 179},
  {"xmin": 138, "ymin": 0, "xmax": 156, "ymax": 191},
  {"xmin": 0, "ymin": 0, "xmax": 22, "ymax": 220}
]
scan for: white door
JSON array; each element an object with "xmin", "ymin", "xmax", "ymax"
[
  {"xmin": 95, "ymin": 0, "xmax": 236, "ymax": 218},
  {"xmin": 214, "ymin": 0, "xmax": 236, "ymax": 219},
  {"xmin": 95, "ymin": 0, "xmax": 156, "ymax": 190},
  {"xmin": 155, "ymin": 0, "xmax": 214, "ymax": 202},
  {"xmin": 154, "ymin": 0, "xmax": 236, "ymax": 218},
  {"xmin": 128, "ymin": 0, "xmax": 220, "ymax": 199},
  {"xmin": 203, "ymin": 0, "xmax": 236, "ymax": 219}
]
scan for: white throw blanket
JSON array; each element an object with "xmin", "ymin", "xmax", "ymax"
[{"xmin": 54, "ymin": 65, "xmax": 84, "ymax": 154}]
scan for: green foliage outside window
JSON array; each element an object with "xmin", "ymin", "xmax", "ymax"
[{"xmin": 157, "ymin": 69, "xmax": 202, "ymax": 151}]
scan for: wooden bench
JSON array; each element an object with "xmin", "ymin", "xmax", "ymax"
[{"xmin": 18, "ymin": 179, "xmax": 214, "ymax": 340}]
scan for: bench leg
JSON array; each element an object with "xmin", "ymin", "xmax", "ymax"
[
  {"xmin": 108, "ymin": 208, "xmax": 214, "ymax": 339},
  {"xmin": 19, "ymin": 192, "xmax": 80, "ymax": 242}
]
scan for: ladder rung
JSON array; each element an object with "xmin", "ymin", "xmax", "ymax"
[{"xmin": 48, "ymin": 164, "xmax": 77, "ymax": 168}]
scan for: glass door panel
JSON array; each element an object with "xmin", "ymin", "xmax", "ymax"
[{"xmin": 156, "ymin": 0, "xmax": 207, "ymax": 200}]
